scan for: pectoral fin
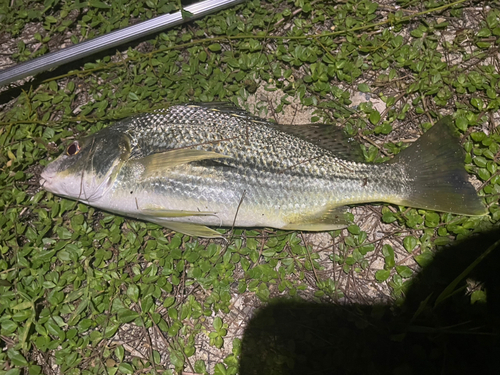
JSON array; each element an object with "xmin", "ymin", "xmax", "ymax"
[
  {"xmin": 137, "ymin": 149, "xmax": 230, "ymax": 179},
  {"xmin": 282, "ymin": 206, "xmax": 349, "ymax": 231}
]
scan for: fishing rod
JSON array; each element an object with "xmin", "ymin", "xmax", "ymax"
[{"xmin": 0, "ymin": 0, "xmax": 245, "ymax": 87}]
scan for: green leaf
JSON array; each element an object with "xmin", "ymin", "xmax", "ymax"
[
  {"xmin": 115, "ymin": 346, "xmax": 124, "ymax": 362},
  {"xmin": 169, "ymin": 349, "xmax": 184, "ymax": 369},
  {"xmin": 1, "ymin": 320, "xmax": 18, "ymax": 334},
  {"xmin": 415, "ymin": 252, "xmax": 433, "ymax": 267},
  {"xmin": 473, "ymin": 156, "xmax": 487, "ymax": 168},
  {"xmin": 117, "ymin": 309, "xmax": 140, "ymax": 323},
  {"xmin": 141, "ymin": 296, "xmax": 154, "ymax": 313},
  {"xmin": 382, "ymin": 244, "xmax": 394, "ymax": 258},
  {"xmin": 358, "ymin": 83, "xmax": 370, "ymax": 93},
  {"xmin": 181, "ymin": 9, "xmax": 194, "ymax": 19},
  {"xmin": 214, "ymin": 363, "xmax": 227, "ymax": 375},
  {"xmin": 128, "ymin": 92, "xmax": 139, "ymax": 101},
  {"xmin": 486, "ymin": 10, "xmax": 499, "ymax": 28},
  {"xmin": 105, "ymin": 323, "xmax": 120, "ymax": 338},
  {"xmin": 213, "ymin": 316, "xmax": 222, "ymax": 331},
  {"xmin": 471, "ymin": 97, "xmax": 484, "ymax": 110},
  {"xmin": 471, "ymin": 290, "xmax": 487, "ymax": 304},
  {"xmin": 403, "ymin": 236, "xmax": 417, "ymax": 252},
  {"xmin": 195, "ymin": 360, "xmax": 207, "ymax": 374},
  {"xmin": 126, "ymin": 284, "xmax": 139, "ymax": 302},
  {"xmin": 7, "ymin": 348, "xmax": 29, "ymax": 366},
  {"xmin": 395, "ymin": 265, "xmax": 412, "ymax": 278},
  {"xmin": 471, "ymin": 131, "xmax": 486, "ymax": 142},
  {"xmin": 382, "ymin": 211, "xmax": 397, "ymax": 223},
  {"xmin": 347, "ymin": 224, "xmax": 360, "ymax": 235},
  {"xmin": 359, "ymin": 244, "xmax": 374, "ymax": 255},
  {"xmin": 424, "ymin": 212, "xmax": 440, "ymax": 227},
  {"xmin": 410, "ymin": 29, "xmax": 423, "ymax": 38},
  {"xmin": 163, "ymin": 296, "xmax": 175, "ymax": 308},
  {"xmin": 117, "ymin": 363, "xmax": 134, "ymax": 374},
  {"xmin": 455, "ymin": 116, "xmax": 468, "ymax": 131},
  {"xmin": 375, "ymin": 269, "xmax": 390, "ymax": 282},
  {"xmin": 89, "ymin": 0, "xmax": 112, "ymax": 8},
  {"xmin": 477, "ymin": 168, "xmax": 490, "ymax": 181},
  {"xmin": 208, "ymin": 43, "xmax": 222, "ymax": 52},
  {"xmin": 477, "ymin": 28, "xmax": 492, "ymax": 37},
  {"xmin": 369, "ymin": 110, "xmax": 381, "ymax": 125}
]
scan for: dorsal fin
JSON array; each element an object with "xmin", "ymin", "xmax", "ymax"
[
  {"xmin": 269, "ymin": 123, "xmax": 364, "ymax": 161},
  {"xmin": 184, "ymin": 102, "xmax": 268, "ymax": 123},
  {"xmin": 185, "ymin": 103, "xmax": 363, "ymax": 160}
]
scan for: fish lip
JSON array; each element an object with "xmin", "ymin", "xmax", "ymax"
[
  {"xmin": 40, "ymin": 166, "xmax": 57, "ymax": 191},
  {"xmin": 39, "ymin": 169, "xmax": 51, "ymax": 187},
  {"xmin": 40, "ymin": 164, "xmax": 56, "ymax": 177},
  {"xmin": 39, "ymin": 176, "xmax": 52, "ymax": 192}
]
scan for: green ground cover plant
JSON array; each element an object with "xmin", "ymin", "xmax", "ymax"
[{"xmin": 1, "ymin": 0, "xmax": 499, "ymax": 374}]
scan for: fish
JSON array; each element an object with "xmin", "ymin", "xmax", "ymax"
[{"xmin": 40, "ymin": 103, "xmax": 486, "ymax": 238}]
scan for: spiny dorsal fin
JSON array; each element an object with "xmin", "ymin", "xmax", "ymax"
[
  {"xmin": 136, "ymin": 149, "xmax": 230, "ymax": 179},
  {"xmin": 185, "ymin": 102, "xmax": 268, "ymax": 123},
  {"xmin": 269, "ymin": 123, "xmax": 364, "ymax": 162},
  {"xmin": 183, "ymin": 103, "xmax": 363, "ymax": 160}
]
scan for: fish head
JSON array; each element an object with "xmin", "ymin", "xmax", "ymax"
[{"xmin": 40, "ymin": 128, "xmax": 131, "ymax": 203}]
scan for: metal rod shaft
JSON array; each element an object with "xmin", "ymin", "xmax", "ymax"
[{"xmin": 0, "ymin": 0, "xmax": 245, "ymax": 87}]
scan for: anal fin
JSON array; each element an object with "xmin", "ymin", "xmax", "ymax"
[
  {"xmin": 282, "ymin": 206, "xmax": 349, "ymax": 231},
  {"xmin": 160, "ymin": 221, "xmax": 222, "ymax": 238}
]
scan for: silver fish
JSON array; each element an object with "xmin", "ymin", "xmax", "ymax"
[{"xmin": 40, "ymin": 103, "xmax": 486, "ymax": 237}]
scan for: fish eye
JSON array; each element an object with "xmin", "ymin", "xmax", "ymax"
[{"xmin": 66, "ymin": 141, "xmax": 80, "ymax": 156}]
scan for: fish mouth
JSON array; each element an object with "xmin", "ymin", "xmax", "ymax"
[{"xmin": 39, "ymin": 167, "xmax": 55, "ymax": 190}]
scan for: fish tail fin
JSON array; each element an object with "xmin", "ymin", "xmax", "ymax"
[{"xmin": 390, "ymin": 116, "xmax": 486, "ymax": 215}]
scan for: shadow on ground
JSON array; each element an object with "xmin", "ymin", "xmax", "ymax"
[{"xmin": 239, "ymin": 228, "xmax": 500, "ymax": 375}]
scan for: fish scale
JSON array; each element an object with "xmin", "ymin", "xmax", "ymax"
[
  {"xmin": 124, "ymin": 109, "xmax": 359, "ymax": 177},
  {"xmin": 40, "ymin": 103, "xmax": 486, "ymax": 238}
]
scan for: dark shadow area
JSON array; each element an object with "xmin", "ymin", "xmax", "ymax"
[{"xmin": 240, "ymin": 227, "xmax": 500, "ymax": 375}]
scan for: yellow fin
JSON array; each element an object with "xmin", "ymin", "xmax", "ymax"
[
  {"xmin": 138, "ymin": 149, "xmax": 229, "ymax": 179},
  {"xmin": 282, "ymin": 206, "xmax": 348, "ymax": 231},
  {"xmin": 141, "ymin": 205, "xmax": 217, "ymax": 218},
  {"xmin": 160, "ymin": 221, "xmax": 222, "ymax": 238}
]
